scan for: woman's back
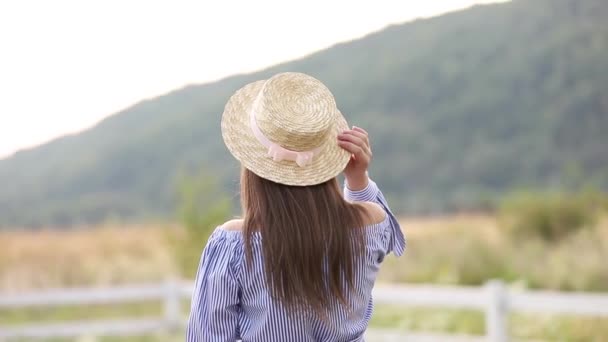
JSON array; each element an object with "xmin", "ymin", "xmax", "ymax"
[{"xmin": 187, "ymin": 180, "xmax": 405, "ymax": 342}]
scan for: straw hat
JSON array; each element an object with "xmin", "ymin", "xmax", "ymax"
[{"xmin": 221, "ymin": 72, "xmax": 351, "ymax": 186}]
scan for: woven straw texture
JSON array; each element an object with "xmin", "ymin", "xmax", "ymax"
[{"xmin": 221, "ymin": 72, "xmax": 350, "ymax": 186}]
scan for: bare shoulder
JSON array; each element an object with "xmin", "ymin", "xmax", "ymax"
[
  {"xmin": 221, "ymin": 218, "xmax": 244, "ymax": 231},
  {"xmin": 358, "ymin": 202, "xmax": 387, "ymax": 226}
]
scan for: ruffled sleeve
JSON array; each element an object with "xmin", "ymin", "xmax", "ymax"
[
  {"xmin": 344, "ymin": 178, "xmax": 406, "ymax": 256},
  {"xmin": 186, "ymin": 229, "xmax": 242, "ymax": 342}
]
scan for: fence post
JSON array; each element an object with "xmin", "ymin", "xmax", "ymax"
[
  {"xmin": 164, "ymin": 278, "xmax": 180, "ymax": 332},
  {"xmin": 485, "ymin": 280, "xmax": 508, "ymax": 342}
]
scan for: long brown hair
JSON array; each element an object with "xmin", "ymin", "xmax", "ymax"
[{"xmin": 241, "ymin": 167, "xmax": 367, "ymax": 316}]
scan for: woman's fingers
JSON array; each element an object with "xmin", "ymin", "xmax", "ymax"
[
  {"xmin": 340, "ymin": 130, "xmax": 367, "ymax": 143},
  {"xmin": 344, "ymin": 129, "xmax": 370, "ymax": 147},
  {"xmin": 338, "ymin": 135, "xmax": 371, "ymax": 161},
  {"xmin": 352, "ymin": 126, "xmax": 368, "ymax": 136},
  {"xmin": 339, "ymin": 130, "xmax": 371, "ymax": 155},
  {"xmin": 337, "ymin": 140, "xmax": 363, "ymax": 156},
  {"xmin": 338, "ymin": 132, "xmax": 365, "ymax": 149}
]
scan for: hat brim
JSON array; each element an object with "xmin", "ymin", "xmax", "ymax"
[{"xmin": 221, "ymin": 79, "xmax": 351, "ymax": 186}]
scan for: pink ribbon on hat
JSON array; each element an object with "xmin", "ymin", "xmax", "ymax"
[{"xmin": 249, "ymin": 87, "xmax": 322, "ymax": 167}]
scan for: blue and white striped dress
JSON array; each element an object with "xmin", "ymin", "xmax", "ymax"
[{"xmin": 186, "ymin": 179, "xmax": 406, "ymax": 342}]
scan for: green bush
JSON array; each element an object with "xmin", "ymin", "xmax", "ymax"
[
  {"xmin": 170, "ymin": 171, "xmax": 231, "ymax": 278},
  {"xmin": 499, "ymin": 191, "xmax": 602, "ymax": 241}
]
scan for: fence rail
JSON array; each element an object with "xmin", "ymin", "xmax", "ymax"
[{"xmin": 1, "ymin": 280, "xmax": 607, "ymax": 341}]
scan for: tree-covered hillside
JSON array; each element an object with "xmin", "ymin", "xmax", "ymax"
[{"xmin": 1, "ymin": 0, "xmax": 607, "ymax": 227}]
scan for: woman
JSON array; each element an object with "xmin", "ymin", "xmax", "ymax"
[{"xmin": 186, "ymin": 72, "xmax": 405, "ymax": 341}]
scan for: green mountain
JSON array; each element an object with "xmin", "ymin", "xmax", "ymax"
[{"xmin": 1, "ymin": 0, "xmax": 607, "ymax": 228}]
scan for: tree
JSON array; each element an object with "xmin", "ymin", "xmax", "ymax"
[{"xmin": 172, "ymin": 170, "xmax": 231, "ymax": 278}]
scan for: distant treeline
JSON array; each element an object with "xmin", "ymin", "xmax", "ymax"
[{"xmin": 0, "ymin": 0, "xmax": 607, "ymax": 228}]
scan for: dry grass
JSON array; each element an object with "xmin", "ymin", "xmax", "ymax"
[
  {"xmin": 398, "ymin": 214, "xmax": 500, "ymax": 240},
  {"xmin": 0, "ymin": 224, "xmax": 177, "ymax": 293},
  {"xmin": 1, "ymin": 215, "xmax": 607, "ymax": 292},
  {"xmin": 1, "ymin": 216, "xmax": 607, "ymax": 340},
  {"xmin": 381, "ymin": 216, "xmax": 608, "ymax": 292}
]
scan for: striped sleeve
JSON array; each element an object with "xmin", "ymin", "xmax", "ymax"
[
  {"xmin": 344, "ymin": 178, "xmax": 406, "ymax": 256},
  {"xmin": 186, "ymin": 230, "xmax": 240, "ymax": 342}
]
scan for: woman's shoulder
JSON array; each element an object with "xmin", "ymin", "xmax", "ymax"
[
  {"xmin": 208, "ymin": 219, "xmax": 245, "ymax": 243},
  {"xmin": 220, "ymin": 218, "xmax": 244, "ymax": 231},
  {"xmin": 357, "ymin": 201, "xmax": 388, "ymax": 227}
]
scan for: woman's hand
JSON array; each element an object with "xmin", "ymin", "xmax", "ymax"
[{"xmin": 338, "ymin": 126, "xmax": 371, "ymax": 191}]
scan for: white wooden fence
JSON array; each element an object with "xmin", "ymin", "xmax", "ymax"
[{"xmin": 1, "ymin": 280, "xmax": 607, "ymax": 341}]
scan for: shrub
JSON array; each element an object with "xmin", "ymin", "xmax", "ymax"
[
  {"xmin": 499, "ymin": 191, "xmax": 601, "ymax": 241},
  {"xmin": 171, "ymin": 171, "xmax": 231, "ymax": 278}
]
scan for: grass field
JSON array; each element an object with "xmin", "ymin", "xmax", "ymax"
[
  {"xmin": 1, "ymin": 215, "xmax": 607, "ymax": 340},
  {"xmin": 0, "ymin": 224, "xmax": 175, "ymax": 292}
]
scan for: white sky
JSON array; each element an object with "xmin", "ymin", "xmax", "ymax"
[{"xmin": 0, "ymin": 0, "xmax": 505, "ymax": 159}]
